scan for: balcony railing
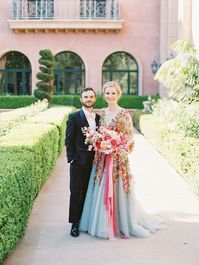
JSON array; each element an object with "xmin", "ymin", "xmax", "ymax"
[
  {"xmin": 9, "ymin": 0, "xmax": 123, "ymax": 33},
  {"xmin": 12, "ymin": 0, "xmax": 120, "ymax": 20}
]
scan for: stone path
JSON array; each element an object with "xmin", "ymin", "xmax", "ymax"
[{"xmin": 3, "ymin": 129, "xmax": 199, "ymax": 265}]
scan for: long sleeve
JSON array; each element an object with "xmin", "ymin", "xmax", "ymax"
[
  {"xmin": 126, "ymin": 112, "xmax": 134, "ymax": 143},
  {"xmin": 120, "ymin": 111, "xmax": 134, "ymax": 143},
  {"xmin": 65, "ymin": 113, "xmax": 76, "ymax": 163}
]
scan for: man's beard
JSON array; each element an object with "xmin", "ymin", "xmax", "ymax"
[{"xmin": 82, "ymin": 102, "xmax": 95, "ymax": 108}]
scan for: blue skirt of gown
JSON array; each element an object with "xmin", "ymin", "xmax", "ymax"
[{"xmin": 80, "ymin": 163, "xmax": 166, "ymax": 239}]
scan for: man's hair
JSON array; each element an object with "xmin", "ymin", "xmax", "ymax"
[{"xmin": 80, "ymin": 87, "xmax": 96, "ymax": 97}]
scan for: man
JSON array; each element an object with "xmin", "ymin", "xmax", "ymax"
[{"xmin": 65, "ymin": 88, "xmax": 100, "ymax": 237}]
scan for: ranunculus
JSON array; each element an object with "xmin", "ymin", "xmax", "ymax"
[
  {"xmin": 110, "ymin": 138, "xmax": 118, "ymax": 148},
  {"xmin": 95, "ymin": 139, "xmax": 101, "ymax": 149},
  {"xmin": 106, "ymin": 140, "xmax": 112, "ymax": 149},
  {"xmin": 100, "ymin": 141, "xmax": 107, "ymax": 149},
  {"xmin": 82, "ymin": 126, "xmax": 133, "ymax": 155}
]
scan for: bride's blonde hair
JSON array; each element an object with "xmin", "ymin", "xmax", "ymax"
[{"xmin": 103, "ymin": 81, "xmax": 122, "ymax": 99}]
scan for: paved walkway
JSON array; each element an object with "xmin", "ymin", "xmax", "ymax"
[{"xmin": 3, "ymin": 129, "xmax": 199, "ymax": 265}]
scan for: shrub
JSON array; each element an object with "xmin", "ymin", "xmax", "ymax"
[
  {"xmin": 177, "ymin": 102, "xmax": 199, "ymax": 139},
  {"xmin": 139, "ymin": 114, "xmax": 199, "ymax": 193},
  {"xmin": 0, "ymin": 100, "xmax": 48, "ymax": 137},
  {"xmin": 0, "ymin": 123, "xmax": 59, "ymax": 190},
  {"xmin": 0, "ymin": 151, "xmax": 35, "ymax": 263},
  {"xmin": 132, "ymin": 109, "xmax": 150, "ymax": 132},
  {"xmin": 152, "ymin": 99, "xmax": 199, "ymax": 139},
  {"xmin": 0, "ymin": 166, "xmax": 24, "ymax": 262},
  {"xmin": 0, "ymin": 122, "xmax": 59, "ymax": 264},
  {"xmin": 35, "ymin": 49, "xmax": 55, "ymax": 102},
  {"xmin": 0, "ymin": 106, "xmax": 74, "ymax": 263},
  {"xmin": 51, "ymin": 95, "xmax": 74, "ymax": 106},
  {"xmin": 155, "ymin": 40, "xmax": 199, "ymax": 102},
  {"xmin": 118, "ymin": 95, "xmax": 149, "ymax": 109},
  {"xmin": 33, "ymin": 89, "xmax": 52, "ymax": 102},
  {"xmin": 0, "ymin": 121, "xmax": 58, "ymax": 260},
  {"xmin": 51, "ymin": 95, "xmax": 153, "ymax": 109},
  {"xmin": 28, "ymin": 106, "xmax": 75, "ymax": 153},
  {"xmin": 0, "ymin": 96, "xmax": 36, "ymax": 109},
  {"xmin": 0, "ymin": 95, "xmax": 155, "ymax": 109}
]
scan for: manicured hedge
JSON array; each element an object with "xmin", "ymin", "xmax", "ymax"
[
  {"xmin": 0, "ymin": 151, "xmax": 35, "ymax": 262},
  {"xmin": 0, "ymin": 106, "xmax": 74, "ymax": 263},
  {"xmin": 0, "ymin": 95, "xmax": 155, "ymax": 109},
  {"xmin": 0, "ymin": 96, "xmax": 36, "ymax": 109},
  {"xmin": 0, "ymin": 100, "xmax": 48, "ymax": 137},
  {"xmin": 68, "ymin": 95, "xmax": 150, "ymax": 109},
  {"xmin": 118, "ymin": 95, "xmax": 149, "ymax": 109},
  {"xmin": 0, "ymin": 123, "xmax": 59, "ymax": 263},
  {"xmin": 0, "ymin": 123, "xmax": 59, "ymax": 191},
  {"xmin": 51, "ymin": 95, "xmax": 74, "ymax": 106},
  {"xmin": 139, "ymin": 114, "xmax": 199, "ymax": 193},
  {"xmin": 132, "ymin": 109, "xmax": 150, "ymax": 132},
  {"xmin": 28, "ymin": 106, "xmax": 76, "ymax": 153}
]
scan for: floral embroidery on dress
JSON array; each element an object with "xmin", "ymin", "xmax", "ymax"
[{"xmin": 93, "ymin": 109, "xmax": 133, "ymax": 193}]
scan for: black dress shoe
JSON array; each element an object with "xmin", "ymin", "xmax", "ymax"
[{"xmin": 70, "ymin": 223, "xmax": 79, "ymax": 237}]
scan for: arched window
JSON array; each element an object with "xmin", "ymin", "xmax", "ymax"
[
  {"xmin": 102, "ymin": 52, "xmax": 139, "ymax": 95},
  {"xmin": 54, "ymin": 52, "xmax": 85, "ymax": 95},
  {"xmin": 0, "ymin": 51, "xmax": 31, "ymax": 95}
]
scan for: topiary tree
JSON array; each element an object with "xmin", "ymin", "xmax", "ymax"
[
  {"xmin": 155, "ymin": 40, "xmax": 199, "ymax": 102},
  {"xmin": 34, "ymin": 49, "xmax": 55, "ymax": 102}
]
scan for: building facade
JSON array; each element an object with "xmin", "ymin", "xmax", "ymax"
[{"xmin": 0, "ymin": 0, "xmax": 197, "ymax": 96}]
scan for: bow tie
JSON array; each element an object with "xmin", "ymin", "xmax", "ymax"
[{"xmin": 86, "ymin": 112, "xmax": 95, "ymax": 119}]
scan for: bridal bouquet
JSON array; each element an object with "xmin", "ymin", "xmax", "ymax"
[{"xmin": 82, "ymin": 126, "xmax": 133, "ymax": 154}]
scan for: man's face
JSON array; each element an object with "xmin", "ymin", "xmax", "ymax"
[{"xmin": 80, "ymin": 90, "xmax": 96, "ymax": 108}]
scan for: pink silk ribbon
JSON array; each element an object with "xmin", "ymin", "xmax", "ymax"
[{"xmin": 104, "ymin": 153, "xmax": 118, "ymax": 239}]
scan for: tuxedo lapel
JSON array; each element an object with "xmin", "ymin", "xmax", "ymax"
[
  {"xmin": 79, "ymin": 109, "xmax": 89, "ymax": 127},
  {"xmin": 95, "ymin": 114, "xmax": 100, "ymax": 127}
]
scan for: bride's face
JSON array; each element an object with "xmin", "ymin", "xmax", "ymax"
[{"xmin": 104, "ymin": 86, "xmax": 118, "ymax": 104}]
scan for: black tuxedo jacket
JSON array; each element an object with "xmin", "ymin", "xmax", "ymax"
[{"xmin": 65, "ymin": 109, "xmax": 100, "ymax": 166}]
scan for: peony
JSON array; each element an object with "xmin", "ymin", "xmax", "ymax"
[
  {"xmin": 82, "ymin": 126, "xmax": 133, "ymax": 155},
  {"xmin": 100, "ymin": 140, "xmax": 107, "ymax": 149},
  {"xmin": 110, "ymin": 138, "xmax": 118, "ymax": 148}
]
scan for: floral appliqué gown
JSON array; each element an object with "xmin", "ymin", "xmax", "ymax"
[{"xmin": 80, "ymin": 109, "xmax": 166, "ymax": 239}]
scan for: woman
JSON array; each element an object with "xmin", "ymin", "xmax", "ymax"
[{"xmin": 80, "ymin": 81, "xmax": 166, "ymax": 239}]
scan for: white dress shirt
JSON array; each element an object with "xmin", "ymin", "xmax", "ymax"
[{"xmin": 82, "ymin": 107, "xmax": 96, "ymax": 131}]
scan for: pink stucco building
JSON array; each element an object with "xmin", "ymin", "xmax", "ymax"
[{"xmin": 0, "ymin": 0, "xmax": 197, "ymax": 96}]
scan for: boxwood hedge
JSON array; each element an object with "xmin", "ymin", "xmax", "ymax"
[
  {"xmin": 0, "ymin": 95, "xmax": 154, "ymax": 109},
  {"xmin": 0, "ymin": 106, "xmax": 74, "ymax": 263}
]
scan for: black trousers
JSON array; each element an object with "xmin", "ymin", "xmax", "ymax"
[{"xmin": 69, "ymin": 160, "xmax": 93, "ymax": 224}]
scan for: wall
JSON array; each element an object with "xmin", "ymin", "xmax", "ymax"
[{"xmin": 0, "ymin": 0, "xmax": 160, "ymax": 95}]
